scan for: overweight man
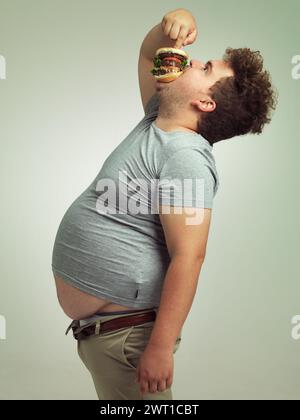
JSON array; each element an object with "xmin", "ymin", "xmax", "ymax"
[{"xmin": 51, "ymin": 8, "xmax": 277, "ymax": 399}]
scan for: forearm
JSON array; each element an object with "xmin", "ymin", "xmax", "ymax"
[{"xmin": 148, "ymin": 255, "xmax": 204, "ymax": 352}]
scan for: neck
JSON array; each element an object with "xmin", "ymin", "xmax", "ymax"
[{"xmin": 154, "ymin": 114, "xmax": 199, "ymax": 134}]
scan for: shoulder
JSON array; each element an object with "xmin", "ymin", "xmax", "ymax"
[{"xmin": 159, "ymin": 144, "xmax": 220, "ymax": 196}]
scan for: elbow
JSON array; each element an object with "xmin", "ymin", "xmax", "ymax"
[
  {"xmin": 193, "ymin": 254, "xmax": 206, "ymax": 266},
  {"xmin": 171, "ymin": 252, "xmax": 206, "ymax": 265}
]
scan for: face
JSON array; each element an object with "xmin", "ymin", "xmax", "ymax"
[{"xmin": 156, "ymin": 58, "xmax": 234, "ymax": 114}]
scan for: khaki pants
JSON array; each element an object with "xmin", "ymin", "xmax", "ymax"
[{"xmin": 73, "ymin": 309, "xmax": 182, "ymax": 400}]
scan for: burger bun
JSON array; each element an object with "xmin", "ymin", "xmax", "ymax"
[
  {"xmin": 154, "ymin": 71, "xmax": 183, "ymax": 83},
  {"xmin": 155, "ymin": 47, "xmax": 189, "ymax": 59}
]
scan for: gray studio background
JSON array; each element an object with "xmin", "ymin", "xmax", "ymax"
[{"xmin": 0, "ymin": 0, "xmax": 299, "ymax": 399}]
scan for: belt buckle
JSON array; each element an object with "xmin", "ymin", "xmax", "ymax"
[
  {"xmin": 65, "ymin": 319, "xmax": 102, "ymax": 340},
  {"xmin": 77, "ymin": 320, "xmax": 101, "ymax": 340}
]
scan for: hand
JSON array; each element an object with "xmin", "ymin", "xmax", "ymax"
[
  {"xmin": 161, "ymin": 8, "xmax": 198, "ymax": 49},
  {"xmin": 135, "ymin": 343, "xmax": 174, "ymax": 395}
]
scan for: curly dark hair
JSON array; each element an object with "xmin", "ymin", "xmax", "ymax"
[{"xmin": 199, "ymin": 47, "xmax": 278, "ymax": 145}]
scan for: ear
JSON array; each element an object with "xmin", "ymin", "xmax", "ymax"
[{"xmin": 191, "ymin": 99, "xmax": 216, "ymax": 113}]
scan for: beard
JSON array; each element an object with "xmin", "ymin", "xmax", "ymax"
[{"xmin": 156, "ymin": 83, "xmax": 192, "ymax": 119}]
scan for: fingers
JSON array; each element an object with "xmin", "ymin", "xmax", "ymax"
[
  {"xmin": 149, "ymin": 381, "xmax": 158, "ymax": 394},
  {"xmin": 139, "ymin": 378, "xmax": 170, "ymax": 395},
  {"xmin": 183, "ymin": 28, "xmax": 198, "ymax": 46},
  {"xmin": 168, "ymin": 22, "xmax": 180, "ymax": 41},
  {"xmin": 162, "ymin": 19, "xmax": 173, "ymax": 37},
  {"xmin": 166, "ymin": 374, "xmax": 173, "ymax": 388},
  {"xmin": 139, "ymin": 379, "xmax": 149, "ymax": 395},
  {"xmin": 157, "ymin": 379, "xmax": 168, "ymax": 393},
  {"xmin": 174, "ymin": 25, "xmax": 190, "ymax": 49},
  {"xmin": 162, "ymin": 20, "xmax": 190, "ymax": 50}
]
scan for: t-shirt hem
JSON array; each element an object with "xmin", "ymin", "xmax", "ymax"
[
  {"xmin": 52, "ymin": 266, "xmax": 158, "ymax": 309},
  {"xmin": 160, "ymin": 201, "xmax": 213, "ymax": 209}
]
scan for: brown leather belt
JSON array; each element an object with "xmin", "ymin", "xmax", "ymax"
[{"xmin": 67, "ymin": 310, "xmax": 157, "ymax": 341}]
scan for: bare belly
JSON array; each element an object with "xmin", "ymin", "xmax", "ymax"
[{"xmin": 54, "ymin": 274, "xmax": 154, "ymax": 320}]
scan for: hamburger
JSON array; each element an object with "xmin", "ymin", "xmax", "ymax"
[{"xmin": 151, "ymin": 47, "xmax": 190, "ymax": 83}]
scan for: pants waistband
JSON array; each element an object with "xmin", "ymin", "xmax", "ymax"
[{"xmin": 65, "ymin": 308, "xmax": 158, "ymax": 336}]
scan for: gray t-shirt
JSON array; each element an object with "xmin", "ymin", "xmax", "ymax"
[{"xmin": 51, "ymin": 94, "xmax": 219, "ymax": 309}]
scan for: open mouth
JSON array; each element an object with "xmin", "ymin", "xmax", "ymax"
[{"xmin": 151, "ymin": 48, "xmax": 190, "ymax": 83}]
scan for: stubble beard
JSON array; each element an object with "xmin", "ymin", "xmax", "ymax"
[{"xmin": 157, "ymin": 84, "xmax": 190, "ymax": 119}]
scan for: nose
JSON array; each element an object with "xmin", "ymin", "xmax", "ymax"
[{"xmin": 190, "ymin": 59, "xmax": 206, "ymax": 69}]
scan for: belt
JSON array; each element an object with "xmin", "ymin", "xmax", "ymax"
[{"xmin": 66, "ymin": 310, "xmax": 157, "ymax": 341}]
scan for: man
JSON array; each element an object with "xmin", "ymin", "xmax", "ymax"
[{"xmin": 52, "ymin": 8, "xmax": 277, "ymax": 400}]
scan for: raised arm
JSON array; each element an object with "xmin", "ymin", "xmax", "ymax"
[{"xmin": 138, "ymin": 8, "xmax": 198, "ymax": 112}]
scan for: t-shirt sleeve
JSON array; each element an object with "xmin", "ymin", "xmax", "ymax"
[{"xmin": 158, "ymin": 147, "xmax": 218, "ymax": 209}]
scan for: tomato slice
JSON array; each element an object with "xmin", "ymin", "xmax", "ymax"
[{"xmin": 163, "ymin": 56, "xmax": 182, "ymax": 64}]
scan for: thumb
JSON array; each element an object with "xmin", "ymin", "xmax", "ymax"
[
  {"xmin": 183, "ymin": 29, "xmax": 198, "ymax": 46},
  {"xmin": 135, "ymin": 366, "xmax": 140, "ymax": 383}
]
